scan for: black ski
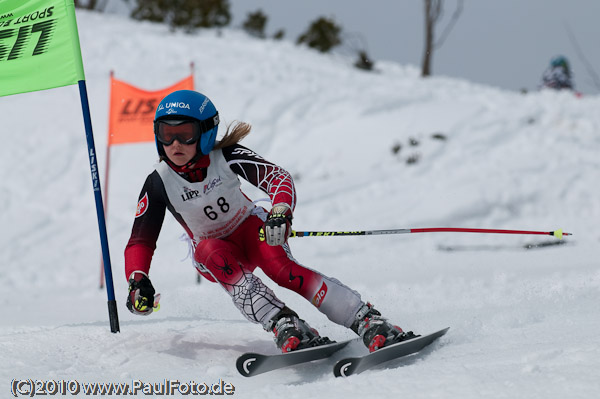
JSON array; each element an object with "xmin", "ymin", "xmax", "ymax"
[
  {"xmin": 333, "ymin": 327, "xmax": 450, "ymax": 377},
  {"xmin": 236, "ymin": 339, "xmax": 355, "ymax": 377}
]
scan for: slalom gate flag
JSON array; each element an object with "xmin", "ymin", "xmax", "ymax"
[
  {"xmin": 0, "ymin": 0, "xmax": 85, "ymax": 96},
  {"xmin": 108, "ymin": 75, "xmax": 195, "ymax": 146}
]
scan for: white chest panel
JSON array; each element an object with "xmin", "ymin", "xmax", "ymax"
[{"xmin": 156, "ymin": 150, "xmax": 254, "ymax": 242}]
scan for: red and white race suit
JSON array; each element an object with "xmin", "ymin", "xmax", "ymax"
[{"xmin": 125, "ymin": 144, "xmax": 363, "ymax": 328}]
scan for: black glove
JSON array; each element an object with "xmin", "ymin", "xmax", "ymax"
[
  {"xmin": 126, "ymin": 272, "xmax": 156, "ymax": 316},
  {"xmin": 264, "ymin": 204, "xmax": 293, "ymax": 246}
]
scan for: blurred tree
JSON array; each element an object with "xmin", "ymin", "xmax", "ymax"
[
  {"xmin": 354, "ymin": 50, "xmax": 374, "ymax": 71},
  {"xmin": 273, "ymin": 29, "xmax": 285, "ymax": 40},
  {"xmin": 342, "ymin": 31, "xmax": 375, "ymax": 72},
  {"xmin": 131, "ymin": 0, "xmax": 231, "ymax": 31},
  {"xmin": 564, "ymin": 22, "xmax": 600, "ymax": 92},
  {"xmin": 297, "ymin": 17, "xmax": 342, "ymax": 53},
  {"xmin": 242, "ymin": 9, "xmax": 267, "ymax": 39},
  {"xmin": 422, "ymin": 0, "xmax": 463, "ymax": 77}
]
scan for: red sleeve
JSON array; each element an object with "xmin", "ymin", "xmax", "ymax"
[
  {"xmin": 221, "ymin": 144, "xmax": 296, "ymax": 211},
  {"xmin": 124, "ymin": 244, "xmax": 154, "ymax": 279},
  {"xmin": 124, "ymin": 171, "xmax": 167, "ymax": 280}
]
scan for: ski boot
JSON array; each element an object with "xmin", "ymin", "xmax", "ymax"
[
  {"xmin": 351, "ymin": 303, "xmax": 417, "ymax": 352},
  {"xmin": 267, "ymin": 307, "xmax": 332, "ymax": 353}
]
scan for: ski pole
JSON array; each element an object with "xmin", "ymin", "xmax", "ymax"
[{"xmin": 290, "ymin": 227, "xmax": 571, "ymax": 239}]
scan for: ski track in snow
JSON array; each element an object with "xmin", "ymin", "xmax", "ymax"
[{"xmin": 1, "ymin": 10, "xmax": 600, "ymax": 399}]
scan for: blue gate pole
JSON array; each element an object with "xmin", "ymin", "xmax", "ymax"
[{"xmin": 78, "ymin": 80, "xmax": 120, "ymax": 333}]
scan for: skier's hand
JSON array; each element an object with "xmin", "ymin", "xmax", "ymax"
[
  {"xmin": 264, "ymin": 204, "xmax": 293, "ymax": 246},
  {"xmin": 126, "ymin": 272, "xmax": 156, "ymax": 316}
]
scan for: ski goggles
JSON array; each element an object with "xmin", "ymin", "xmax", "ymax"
[{"xmin": 154, "ymin": 114, "xmax": 219, "ymax": 146}]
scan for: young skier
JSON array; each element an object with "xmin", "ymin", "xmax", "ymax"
[
  {"xmin": 124, "ymin": 90, "xmax": 415, "ymax": 353},
  {"xmin": 539, "ymin": 55, "xmax": 575, "ymax": 91}
]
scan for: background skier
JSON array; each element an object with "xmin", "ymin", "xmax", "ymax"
[{"xmin": 539, "ymin": 55, "xmax": 575, "ymax": 90}]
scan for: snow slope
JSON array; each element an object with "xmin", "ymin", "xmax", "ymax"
[{"xmin": 1, "ymin": 10, "xmax": 599, "ymax": 398}]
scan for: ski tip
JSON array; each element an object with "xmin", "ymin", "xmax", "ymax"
[{"xmin": 431, "ymin": 327, "xmax": 450, "ymax": 339}]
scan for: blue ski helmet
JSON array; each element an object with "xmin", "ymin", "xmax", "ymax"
[
  {"xmin": 154, "ymin": 90, "xmax": 220, "ymax": 157},
  {"xmin": 550, "ymin": 55, "xmax": 570, "ymax": 72}
]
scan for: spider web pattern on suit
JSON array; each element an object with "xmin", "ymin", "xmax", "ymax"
[
  {"xmin": 205, "ymin": 259, "xmax": 284, "ymax": 326},
  {"xmin": 227, "ymin": 155, "xmax": 296, "ymax": 210}
]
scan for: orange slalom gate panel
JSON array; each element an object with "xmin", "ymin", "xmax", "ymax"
[{"xmin": 107, "ymin": 75, "xmax": 194, "ymax": 146}]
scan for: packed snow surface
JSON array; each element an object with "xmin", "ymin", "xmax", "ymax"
[{"xmin": 1, "ymin": 10, "xmax": 599, "ymax": 399}]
